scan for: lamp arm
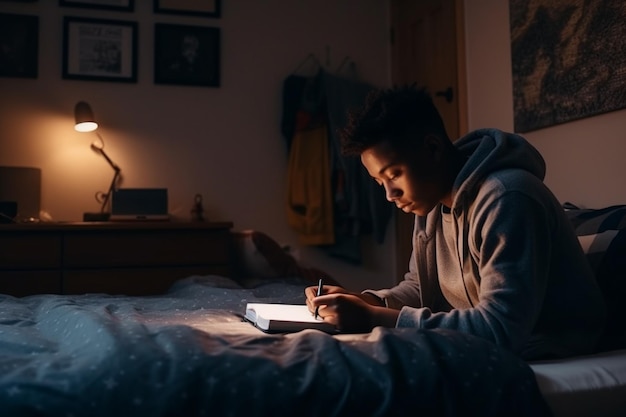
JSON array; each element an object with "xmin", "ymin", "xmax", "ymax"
[
  {"xmin": 88, "ymin": 133, "xmax": 122, "ymax": 213},
  {"xmin": 93, "ymin": 140, "xmax": 122, "ymax": 213},
  {"xmin": 100, "ymin": 168, "xmax": 121, "ymax": 214},
  {"xmin": 93, "ymin": 133, "xmax": 120, "ymax": 171}
]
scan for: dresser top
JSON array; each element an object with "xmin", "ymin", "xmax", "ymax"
[{"xmin": 0, "ymin": 220, "xmax": 234, "ymax": 232}]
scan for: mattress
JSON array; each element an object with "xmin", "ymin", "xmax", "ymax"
[{"xmin": 530, "ymin": 349, "xmax": 626, "ymax": 417}]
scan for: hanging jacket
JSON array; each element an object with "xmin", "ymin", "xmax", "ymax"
[
  {"xmin": 282, "ymin": 70, "xmax": 391, "ymax": 259},
  {"xmin": 323, "ymin": 72, "xmax": 391, "ymax": 263},
  {"xmin": 286, "ymin": 124, "xmax": 335, "ymax": 245}
]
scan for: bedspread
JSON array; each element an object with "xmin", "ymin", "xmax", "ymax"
[{"xmin": 0, "ymin": 275, "xmax": 551, "ymax": 417}]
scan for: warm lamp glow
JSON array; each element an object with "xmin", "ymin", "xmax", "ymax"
[
  {"xmin": 75, "ymin": 121, "xmax": 98, "ymax": 132},
  {"xmin": 72, "ymin": 101, "xmax": 121, "ymax": 221},
  {"xmin": 74, "ymin": 101, "xmax": 98, "ymax": 132}
]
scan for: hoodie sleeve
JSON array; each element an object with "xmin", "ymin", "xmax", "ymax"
[
  {"xmin": 362, "ymin": 247, "xmax": 423, "ymax": 309},
  {"xmin": 397, "ymin": 187, "xmax": 554, "ymax": 353}
]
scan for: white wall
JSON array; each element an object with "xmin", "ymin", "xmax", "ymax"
[
  {"xmin": 463, "ymin": 0, "xmax": 626, "ymax": 208},
  {"xmin": 7, "ymin": 0, "xmax": 619, "ymax": 294},
  {"xmin": 0, "ymin": 1, "xmax": 396, "ymax": 291}
]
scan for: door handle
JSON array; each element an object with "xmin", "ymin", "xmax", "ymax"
[{"xmin": 435, "ymin": 87, "xmax": 454, "ymax": 103}]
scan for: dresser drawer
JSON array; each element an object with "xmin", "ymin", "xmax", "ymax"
[
  {"xmin": 0, "ymin": 221, "xmax": 233, "ymax": 296},
  {"xmin": 0, "ymin": 234, "xmax": 62, "ymax": 269},
  {"xmin": 0, "ymin": 271, "xmax": 62, "ymax": 296},
  {"xmin": 63, "ymin": 229, "xmax": 232, "ymax": 268}
]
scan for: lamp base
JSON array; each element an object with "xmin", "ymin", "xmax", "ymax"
[{"xmin": 83, "ymin": 212, "xmax": 110, "ymax": 222}]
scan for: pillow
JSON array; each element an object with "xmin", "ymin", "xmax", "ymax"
[
  {"xmin": 231, "ymin": 230, "xmax": 285, "ymax": 280},
  {"xmin": 231, "ymin": 230, "xmax": 340, "ymax": 287},
  {"xmin": 564, "ymin": 204, "xmax": 626, "ymax": 352}
]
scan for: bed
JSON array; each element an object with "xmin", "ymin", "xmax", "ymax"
[
  {"xmin": 0, "ymin": 203, "xmax": 625, "ymax": 417},
  {"xmin": 0, "ymin": 274, "xmax": 551, "ymax": 417},
  {"xmin": 530, "ymin": 348, "xmax": 626, "ymax": 417},
  {"xmin": 527, "ymin": 203, "xmax": 626, "ymax": 417}
]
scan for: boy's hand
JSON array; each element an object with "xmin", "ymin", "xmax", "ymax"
[
  {"xmin": 310, "ymin": 294, "xmax": 401, "ymax": 333},
  {"xmin": 305, "ymin": 284, "xmax": 348, "ymax": 313},
  {"xmin": 312, "ymin": 293, "xmax": 374, "ymax": 332},
  {"xmin": 305, "ymin": 285, "xmax": 386, "ymax": 313}
]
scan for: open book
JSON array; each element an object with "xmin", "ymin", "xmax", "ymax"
[{"xmin": 244, "ymin": 303, "xmax": 337, "ymax": 333}]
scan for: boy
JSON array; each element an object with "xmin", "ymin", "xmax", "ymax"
[{"xmin": 306, "ymin": 85, "xmax": 606, "ymax": 360}]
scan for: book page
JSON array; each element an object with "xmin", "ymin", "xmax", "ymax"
[{"xmin": 246, "ymin": 303, "xmax": 321, "ymax": 323}]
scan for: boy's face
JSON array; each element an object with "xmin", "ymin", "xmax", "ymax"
[{"xmin": 361, "ymin": 137, "xmax": 447, "ymax": 216}]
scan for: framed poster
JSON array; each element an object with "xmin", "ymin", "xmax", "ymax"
[
  {"xmin": 510, "ymin": 0, "xmax": 626, "ymax": 132},
  {"xmin": 154, "ymin": 0, "xmax": 220, "ymax": 18},
  {"xmin": 62, "ymin": 17, "xmax": 138, "ymax": 83},
  {"xmin": 154, "ymin": 23, "xmax": 220, "ymax": 87},
  {"xmin": 0, "ymin": 13, "xmax": 38, "ymax": 78},
  {"xmin": 59, "ymin": 0, "xmax": 134, "ymax": 11}
]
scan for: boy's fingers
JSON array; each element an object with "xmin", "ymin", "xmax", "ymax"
[{"xmin": 311, "ymin": 293, "xmax": 335, "ymax": 306}]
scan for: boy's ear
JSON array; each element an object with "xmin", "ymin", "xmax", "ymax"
[{"xmin": 423, "ymin": 133, "xmax": 444, "ymax": 154}]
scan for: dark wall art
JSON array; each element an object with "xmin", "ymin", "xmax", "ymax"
[
  {"xmin": 60, "ymin": 0, "xmax": 134, "ymax": 12},
  {"xmin": 154, "ymin": 23, "xmax": 220, "ymax": 87},
  {"xmin": 0, "ymin": 13, "xmax": 39, "ymax": 78},
  {"xmin": 62, "ymin": 16, "xmax": 138, "ymax": 83},
  {"xmin": 510, "ymin": 0, "xmax": 626, "ymax": 132},
  {"xmin": 154, "ymin": 0, "xmax": 220, "ymax": 18}
]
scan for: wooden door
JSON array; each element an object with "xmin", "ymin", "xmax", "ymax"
[{"xmin": 390, "ymin": 0, "xmax": 467, "ymax": 281}]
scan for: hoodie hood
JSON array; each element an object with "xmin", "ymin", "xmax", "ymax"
[{"xmin": 451, "ymin": 128, "xmax": 546, "ymax": 211}]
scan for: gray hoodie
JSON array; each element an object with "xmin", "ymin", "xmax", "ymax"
[{"xmin": 367, "ymin": 128, "xmax": 606, "ymax": 360}]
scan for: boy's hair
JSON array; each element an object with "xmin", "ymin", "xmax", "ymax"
[{"xmin": 339, "ymin": 85, "xmax": 448, "ymax": 156}]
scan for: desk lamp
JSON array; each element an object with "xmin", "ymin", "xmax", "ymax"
[{"xmin": 74, "ymin": 101, "xmax": 121, "ymax": 221}]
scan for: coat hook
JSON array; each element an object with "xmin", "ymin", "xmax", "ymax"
[{"xmin": 435, "ymin": 87, "xmax": 454, "ymax": 103}]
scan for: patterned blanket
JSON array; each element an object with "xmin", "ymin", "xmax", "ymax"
[{"xmin": 0, "ymin": 275, "xmax": 551, "ymax": 417}]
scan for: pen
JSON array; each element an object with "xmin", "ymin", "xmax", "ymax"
[{"xmin": 314, "ymin": 278, "xmax": 323, "ymax": 319}]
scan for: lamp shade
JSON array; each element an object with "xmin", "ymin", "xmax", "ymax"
[{"xmin": 74, "ymin": 101, "xmax": 98, "ymax": 132}]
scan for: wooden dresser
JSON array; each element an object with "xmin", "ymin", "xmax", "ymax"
[{"xmin": 0, "ymin": 221, "xmax": 234, "ymax": 297}]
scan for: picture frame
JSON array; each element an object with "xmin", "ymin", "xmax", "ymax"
[
  {"xmin": 153, "ymin": 0, "xmax": 221, "ymax": 18},
  {"xmin": 59, "ymin": 0, "xmax": 134, "ymax": 12},
  {"xmin": 154, "ymin": 23, "xmax": 220, "ymax": 87},
  {"xmin": 510, "ymin": 0, "xmax": 626, "ymax": 132},
  {"xmin": 0, "ymin": 13, "xmax": 38, "ymax": 79},
  {"xmin": 62, "ymin": 17, "xmax": 138, "ymax": 83}
]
